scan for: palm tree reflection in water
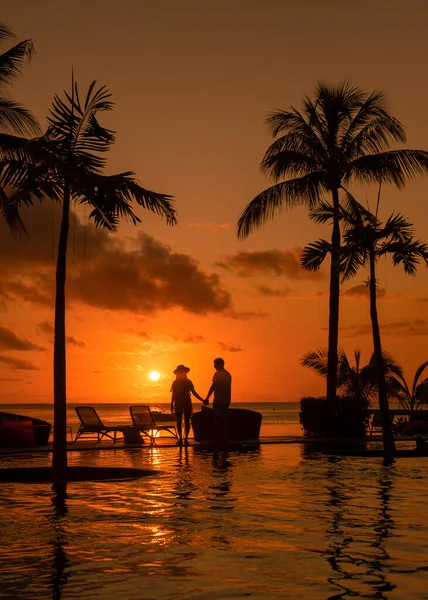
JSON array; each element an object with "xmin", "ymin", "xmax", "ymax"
[
  {"xmin": 49, "ymin": 482, "xmax": 69, "ymax": 600},
  {"xmin": 323, "ymin": 461, "xmax": 395, "ymax": 599}
]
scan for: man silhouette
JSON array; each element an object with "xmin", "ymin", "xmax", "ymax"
[{"xmin": 205, "ymin": 357, "xmax": 232, "ymax": 444}]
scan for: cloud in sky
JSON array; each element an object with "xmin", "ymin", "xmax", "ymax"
[
  {"xmin": 216, "ymin": 249, "xmax": 325, "ymax": 280},
  {"xmin": 342, "ymin": 284, "xmax": 387, "ymax": 299},
  {"xmin": 0, "ymin": 203, "xmax": 233, "ymax": 317},
  {"xmin": 218, "ymin": 341, "xmax": 243, "ymax": 353},
  {"xmin": 69, "ymin": 232, "xmax": 232, "ymax": 314},
  {"xmin": 225, "ymin": 309, "xmax": 268, "ymax": 320},
  {"xmin": 36, "ymin": 321, "xmax": 86, "ymax": 348},
  {"xmin": 0, "ymin": 355, "xmax": 39, "ymax": 370},
  {"xmin": 339, "ymin": 318, "xmax": 428, "ymax": 337},
  {"xmin": 0, "ymin": 325, "xmax": 45, "ymax": 352},
  {"xmin": 183, "ymin": 333, "xmax": 204, "ymax": 343},
  {"xmin": 255, "ymin": 284, "xmax": 293, "ymax": 297}
]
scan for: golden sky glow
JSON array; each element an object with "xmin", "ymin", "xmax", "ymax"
[{"xmin": 2, "ymin": 1, "xmax": 428, "ymax": 404}]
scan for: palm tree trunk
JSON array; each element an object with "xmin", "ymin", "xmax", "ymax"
[
  {"xmin": 369, "ymin": 250, "xmax": 396, "ymax": 458},
  {"xmin": 326, "ymin": 187, "xmax": 341, "ymax": 402},
  {"xmin": 52, "ymin": 186, "xmax": 70, "ymax": 483}
]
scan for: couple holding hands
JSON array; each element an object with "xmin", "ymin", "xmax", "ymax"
[{"xmin": 170, "ymin": 357, "xmax": 232, "ymax": 446}]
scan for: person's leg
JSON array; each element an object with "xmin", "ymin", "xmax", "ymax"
[
  {"xmin": 175, "ymin": 406, "xmax": 183, "ymax": 444},
  {"xmin": 183, "ymin": 408, "xmax": 191, "ymax": 444},
  {"xmin": 221, "ymin": 405, "xmax": 229, "ymax": 444},
  {"xmin": 213, "ymin": 405, "xmax": 222, "ymax": 444}
]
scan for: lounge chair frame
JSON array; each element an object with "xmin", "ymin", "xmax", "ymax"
[
  {"xmin": 74, "ymin": 406, "xmax": 124, "ymax": 443},
  {"xmin": 129, "ymin": 405, "xmax": 177, "ymax": 444},
  {"xmin": 369, "ymin": 409, "xmax": 401, "ymax": 435}
]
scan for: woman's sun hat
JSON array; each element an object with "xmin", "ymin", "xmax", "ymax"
[{"xmin": 174, "ymin": 364, "xmax": 190, "ymax": 374}]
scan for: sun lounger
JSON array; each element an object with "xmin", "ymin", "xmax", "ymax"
[
  {"xmin": 74, "ymin": 406, "xmax": 126, "ymax": 443},
  {"xmin": 129, "ymin": 405, "xmax": 177, "ymax": 444},
  {"xmin": 369, "ymin": 409, "xmax": 402, "ymax": 435}
]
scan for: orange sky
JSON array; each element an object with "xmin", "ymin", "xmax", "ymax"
[{"xmin": 2, "ymin": 0, "xmax": 428, "ymax": 404}]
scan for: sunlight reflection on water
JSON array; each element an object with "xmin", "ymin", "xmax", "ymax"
[{"xmin": 1, "ymin": 446, "xmax": 428, "ymax": 599}]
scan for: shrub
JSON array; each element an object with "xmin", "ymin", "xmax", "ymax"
[{"xmin": 299, "ymin": 395, "xmax": 370, "ymax": 438}]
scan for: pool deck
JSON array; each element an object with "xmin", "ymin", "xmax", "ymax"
[{"xmin": 1, "ymin": 433, "xmax": 426, "ymax": 455}]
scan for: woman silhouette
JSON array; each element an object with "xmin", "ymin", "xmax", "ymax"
[{"xmin": 170, "ymin": 365, "xmax": 205, "ymax": 445}]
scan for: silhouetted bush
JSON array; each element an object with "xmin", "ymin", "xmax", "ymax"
[{"xmin": 299, "ymin": 395, "xmax": 370, "ymax": 438}]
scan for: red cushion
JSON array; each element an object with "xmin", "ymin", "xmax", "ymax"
[{"xmin": 0, "ymin": 419, "xmax": 35, "ymax": 447}]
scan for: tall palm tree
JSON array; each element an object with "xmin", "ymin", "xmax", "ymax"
[
  {"xmin": 301, "ymin": 347, "xmax": 404, "ymax": 404},
  {"xmin": 5, "ymin": 77, "xmax": 177, "ymax": 482},
  {"xmin": 302, "ymin": 197, "xmax": 428, "ymax": 457},
  {"xmin": 237, "ymin": 82, "xmax": 428, "ymax": 404},
  {"xmin": 0, "ymin": 21, "xmax": 39, "ymax": 231}
]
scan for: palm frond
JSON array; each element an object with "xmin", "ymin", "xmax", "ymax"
[
  {"xmin": 365, "ymin": 350, "xmax": 407, "ymax": 404},
  {"xmin": 0, "ymin": 96, "xmax": 40, "ymax": 136},
  {"xmin": 237, "ymin": 173, "xmax": 325, "ymax": 239},
  {"xmin": 380, "ymin": 349, "xmax": 405, "ymax": 378},
  {"xmin": 111, "ymin": 173, "xmax": 177, "ymax": 225},
  {"xmin": 0, "ymin": 184, "xmax": 28, "ymax": 234},
  {"xmin": 47, "ymin": 79, "xmax": 115, "ymax": 165},
  {"xmin": 385, "ymin": 238, "xmax": 428, "ymax": 274},
  {"xmin": 70, "ymin": 82, "xmax": 115, "ymax": 155},
  {"xmin": 412, "ymin": 361, "xmax": 428, "ymax": 396},
  {"xmin": 265, "ymin": 107, "xmax": 327, "ymax": 161},
  {"xmin": 301, "ymin": 95, "xmax": 330, "ymax": 148},
  {"xmin": 340, "ymin": 89, "xmax": 406, "ymax": 158},
  {"xmin": 340, "ymin": 188, "xmax": 379, "ymax": 229},
  {"xmin": 347, "ymin": 149, "xmax": 428, "ymax": 188},
  {"xmin": 311, "ymin": 81, "xmax": 367, "ymax": 147},
  {"xmin": 261, "ymin": 149, "xmax": 321, "ymax": 181},
  {"xmin": 87, "ymin": 203, "xmax": 120, "ymax": 232},
  {"xmin": 0, "ymin": 132, "xmax": 36, "ymax": 160},
  {"xmin": 73, "ymin": 170, "xmax": 176, "ymax": 228},
  {"xmin": 0, "ymin": 38, "xmax": 35, "ymax": 86},
  {"xmin": 308, "ymin": 200, "xmax": 334, "ymax": 224},
  {"xmin": 300, "ymin": 348, "xmax": 328, "ymax": 375},
  {"xmin": 302, "ymin": 345, "xmax": 380, "ymax": 401},
  {"xmin": 340, "ymin": 245, "xmax": 366, "ymax": 281},
  {"xmin": 1, "ymin": 141, "xmax": 64, "ymax": 205},
  {"xmin": 0, "ymin": 23, "xmax": 14, "ymax": 43},
  {"xmin": 301, "ymin": 239, "xmax": 331, "ymax": 271},
  {"xmin": 381, "ymin": 213, "xmax": 414, "ymax": 242},
  {"xmin": 344, "ymin": 116, "xmax": 406, "ymax": 160},
  {"xmin": 337, "ymin": 347, "xmax": 353, "ymax": 390}
]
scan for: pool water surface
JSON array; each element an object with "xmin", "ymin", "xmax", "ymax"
[{"xmin": 1, "ymin": 444, "xmax": 427, "ymax": 599}]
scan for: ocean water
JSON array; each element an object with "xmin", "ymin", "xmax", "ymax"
[
  {"xmin": 0, "ymin": 401, "xmax": 303, "ymax": 438},
  {"xmin": 1, "ymin": 402, "xmax": 428, "ymax": 599}
]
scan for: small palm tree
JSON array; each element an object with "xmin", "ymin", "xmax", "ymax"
[
  {"xmin": 301, "ymin": 347, "xmax": 404, "ymax": 403},
  {"xmin": 237, "ymin": 82, "xmax": 428, "ymax": 404},
  {"xmin": 389, "ymin": 362, "xmax": 428, "ymax": 413},
  {"xmin": 5, "ymin": 76, "xmax": 177, "ymax": 482},
  {"xmin": 302, "ymin": 196, "xmax": 428, "ymax": 457},
  {"xmin": 0, "ymin": 22, "xmax": 39, "ymax": 231}
]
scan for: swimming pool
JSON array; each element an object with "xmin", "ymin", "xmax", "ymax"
[{"xmin": 1, "ymin": 444, "xmax": 427, "ymax": 599}]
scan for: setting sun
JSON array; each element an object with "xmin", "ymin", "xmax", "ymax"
[{"xmin": 149, "ymin": 371, "xmax": 160, "ymax": 382}]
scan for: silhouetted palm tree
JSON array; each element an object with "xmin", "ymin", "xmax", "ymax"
[
  {"xmin": 5, "ymin": 77, "xmax": 177, "ymax": 482},
  {"xmin": 388, "ymin": 361, "xmax": 428, "ymax": 413},
  {"xmin": 237, "ymin": 82, "xmax": 428, "ymax": 403},
  {"xmin": 302, "ymin": 196, "xmax": 428, "ymax": 457},
  {"xmin": 301, "ymin": 347, "xmax": 403, "ymax": 403},
  {"xmin": 0, "ymin": 22, "xmax": 39, "ymax": 231}
]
